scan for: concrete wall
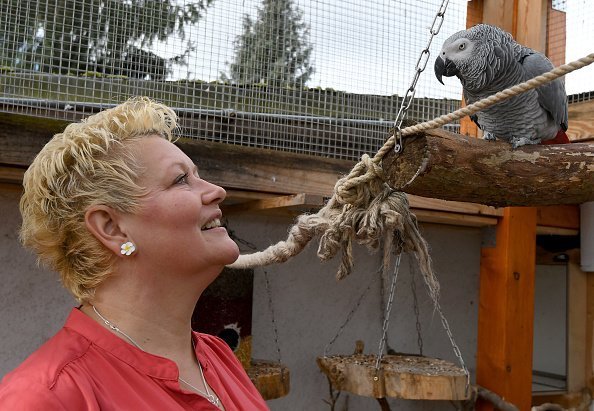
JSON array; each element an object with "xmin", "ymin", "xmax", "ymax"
[{"xmin": 0, "ymin": 185, "xmax": 481, "ymax": 410}]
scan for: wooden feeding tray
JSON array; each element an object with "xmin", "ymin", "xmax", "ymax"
[
  {"xmin": 317, "ymin": 354, "xmax": 471, "ymax": 401},
  {"xmin": 248, "ymin": 359, "xmax": 290, "ymax": 400}
]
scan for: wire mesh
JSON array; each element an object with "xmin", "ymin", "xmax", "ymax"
[{"xmin": 1, "ymin": 0, "xmax": 592, "ymax": 160}]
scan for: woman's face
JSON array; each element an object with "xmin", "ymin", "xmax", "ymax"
[{"xmin": 122, "ymin": 136, "xmax": 239, "ymax": 275}]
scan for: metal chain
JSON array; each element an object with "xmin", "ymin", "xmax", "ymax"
[
  {"xmin": 393, "ymin": 0, "xmax": 450, "ymax": 153},
  {"xmin": 374, "ymin": 252, "xmax": 402, "ymax": 372},
  {"xmin": 324, "ymin": 263, "xmax": 381, "ymax": 357},
  {"xmin": 435, "ymin": 299, "xmax": 471, "ymax": 394},
  {"xmin": 410, "ymin": 263, "xmax": 424, "ymax": 356},
  {"xmin": 263, "ymin": 269, "xmax": 283, "ymax": 373}
]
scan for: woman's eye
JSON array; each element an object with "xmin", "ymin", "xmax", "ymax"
[{"xmin": 175, "ymin": 173, "xmax": 189, "ymax": 185}]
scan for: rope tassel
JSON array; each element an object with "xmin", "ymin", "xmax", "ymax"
[{"xmin": 228, "ymin": 157, "xmax": 440, "ymax": 306}]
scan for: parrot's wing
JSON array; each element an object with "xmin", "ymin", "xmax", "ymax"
[{"xmin": 521, "ymin": 52, "xmax": 569, "ymax": 130}]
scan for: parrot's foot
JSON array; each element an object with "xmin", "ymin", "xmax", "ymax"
[
  {"xmin": 482, "ymin": 131, "xmax": 497, "ymax": 141},
  {"xmin": 510, "ymin": 136, "xmax": 539, "ymax": 149}
]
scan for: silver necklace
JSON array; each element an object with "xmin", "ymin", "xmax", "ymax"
[{"xmin": 91, "ymin": 305, "xmax": 221, "ymax": 408}]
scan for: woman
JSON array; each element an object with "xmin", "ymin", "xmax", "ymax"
[{"xmin": 0, "ymin": 98, "xmax": 269, "ymax": 410}]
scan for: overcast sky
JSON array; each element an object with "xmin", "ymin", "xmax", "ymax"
[{"xmin": 160, "ymin": 0, "xmax": 593, "ymax": 98}]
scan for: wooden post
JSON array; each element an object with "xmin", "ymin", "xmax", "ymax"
[
  {"xmin": 471, "ymin": 0, "xmax": 548, "ymax": 409},
  {"xmin": 477, "ymin": 207, "xmax": 537, "ymax": 411}
]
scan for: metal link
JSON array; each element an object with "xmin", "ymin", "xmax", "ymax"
[
  {"xmin": 393, "ymin": 0, "xmax": 451, "ymax": 153},
  {"xmin": 324, "ymin": 263, "xmax": 381, "ymax": 357},
  {"xmin": 435, "ymin": 301, "xmax": 471, "ymax": 394},
  {"xmin": 374, "ymin": 252, "xmax": 402, "ymax": 372},
  {"xmin": 410, "ymin": 266, "xmax": 424, "ymax": 356}
]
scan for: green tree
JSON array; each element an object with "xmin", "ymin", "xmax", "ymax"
[
  {"xmin": 222, "ymin": 0, "xmax": 314, "ymax": 88},
  {"xmin": 0, "ymin": 0, "xmax": 213, "ymax": 79}
]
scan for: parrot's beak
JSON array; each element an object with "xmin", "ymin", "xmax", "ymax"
[{"xmin": 434, "ymin": 56, "xmax": 458, "ymax": 85}]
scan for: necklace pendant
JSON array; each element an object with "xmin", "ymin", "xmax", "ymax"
[{"xmin": 207, "ymin": 394, "xmax": 220, "ymax": 406}]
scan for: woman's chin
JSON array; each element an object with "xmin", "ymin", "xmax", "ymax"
[{"xmin": 221, "ymin": 240, "xmax": 241, "ymax": 265}]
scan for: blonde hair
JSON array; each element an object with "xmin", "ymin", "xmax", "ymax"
[{"xmin": 20, "ymin": 97, "xmax": 177, "ymax": 301}]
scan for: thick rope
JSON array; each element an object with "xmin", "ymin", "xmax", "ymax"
[{"xmin": 228, "ymin": 52, "xmax": 594, "ymax": 290}]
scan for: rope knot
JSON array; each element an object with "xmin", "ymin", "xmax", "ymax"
[{"xmin": 334, "ymin": 153, "xmax": 386, "ymax": 206}]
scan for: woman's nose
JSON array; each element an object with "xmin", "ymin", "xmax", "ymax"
[{"xmin": 201, "ymin": 179, "xmax": 226, "ymax": 205}]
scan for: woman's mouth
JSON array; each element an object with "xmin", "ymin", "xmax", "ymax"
[{"xmin": 201, "ymin": 218, "xmax": 221, "ymax": 231}]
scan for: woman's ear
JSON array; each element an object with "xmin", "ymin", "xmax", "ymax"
[{"xmin": 85, "ymin": 205, "xmax": 128, "ymax": 256}]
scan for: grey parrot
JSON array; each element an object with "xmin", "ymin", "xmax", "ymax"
[{"xmin": 434, "ymin": 24, "xmax": 569, "ymax": 148}]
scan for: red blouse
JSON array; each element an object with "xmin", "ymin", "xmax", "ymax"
[{"xmin": 0, "ymin": 308, "xmax": 269, "ymax": 410}]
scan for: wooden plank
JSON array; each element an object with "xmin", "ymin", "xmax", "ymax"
[
  {"xmin": 223, "ymin": 193, "xmax": 325, "ymax": 214},
  {"xmin": 476, "ymin": 2, "xmax": 548, "ymax": 409},
  {"xmin": 566, "ymin": 250, "xmax": 587, "ymax": 392},
  {"xmin": 584, "ymin": 251, "xmax": 594, "ymax": 394},
  {"xmin": 482, "ymin": 0, "xmax": 516, "ymax": 34},
  {"xmin": 546, "ymin": 0, "xmax": 566, "ymax": 67},
  {"xmin": 536, "ymin": 226, "xmax": 578, "ymax": 236},
  {"xmin": 537, "ymin": 205, "xmax": 580, "ymax": 230},
  {"xmin": 0, "ymin": 166, "xmax": 26, "ymax": 185},
  {"xmin": 515, "ymin": 0, "xmax": 547, "ymax": 53},
  {"xmin": 408, "ymin": 195, "xmax": 503, "ymax": 217},
  {"xmin": 412, "ymin": 209, "xmax": 498, "ymax": 227},
  {"xmin": 462, "ymin": 1, "xmax": 484, "ymax": 139},
  {"xmin": 178, "ymin": 139, "xmax": 353, "ymax": 197},
  {"xmin": 477, "ymin": 207, "xmax": 537, "ymax": 411}
]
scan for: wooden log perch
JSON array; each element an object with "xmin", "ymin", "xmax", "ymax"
[
  {"xmin": 247, "ymin": 359, "xmax": 290, "ymax": 400},
  {"xmin": 382, "ymin": 129, "xmax": 594, "ymax": 207},
  {"xmin": 317, "ymin": 354, "xmax": 470, "ymax": 401}
]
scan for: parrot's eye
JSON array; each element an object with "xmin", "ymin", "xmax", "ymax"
[{"xmin": 459, "ymin": 43, "xmax": 466, "ymax": 50}]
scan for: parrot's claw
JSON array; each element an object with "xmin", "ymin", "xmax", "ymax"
[
  {"xmin": 510, "ymin": 136, "xmax": 538, "ymax": 149},
  {"xmin": 483, "ymin": 131, "xmax": 497, "ymax": 141}
]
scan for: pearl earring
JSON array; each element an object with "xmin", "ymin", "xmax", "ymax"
[{"xmin": 120, "ymin": 241, "xmax": 136, "ymax": 256}]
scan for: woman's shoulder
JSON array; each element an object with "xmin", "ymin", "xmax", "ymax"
[{"xmin": 194, "ymin": 331, "xmax": 233, "ymax": 354}]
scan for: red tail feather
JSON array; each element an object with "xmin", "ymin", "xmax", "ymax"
[{"xmin": 541, "ymin": 130, "xmax": 570, "ymax": 145}]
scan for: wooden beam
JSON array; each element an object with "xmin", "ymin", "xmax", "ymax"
[
  {"xmin": 382, "ymin": 129, "xmax": 594, "ymax": 207},
  {"xmin": 473, "ymin": 2, "xmax": 549, "ymax": 411},
  {"xmin": 515, "ymin": 0, "xmax": 547, "ymax": 53},
  {"xmin": 588, "ymin": 270, "xmax": 594, "ymax": 392},
  {"xmin": 222, "ymin": 193, "xmax": 325, "ymax": 214},
  {"xmin": 481, "ymin": 0, "xmax": 516, "ymax": 34},
  {"xmin": 412, "ymin": 209, "xmax": 498, "ymax": 227},
  {"xmin": 408, "ymin": 194, "xmax": 502, "ymax": 217},
  {"xmin": 0, "ymin": 165, "xmax": 26, "ymax": 185},
  {"xmin": 476, "ymin": 207, "xmax": 537, "ymax": 411},
  {"xmin": 537, "ymin": 205, "xmax": 580, "ymax": 230},
  {"xmin": 566, "ymin": 250, "xmax": 587, "ymax": 392},
  {"xmin": 461, "ymin": 0, "xmax": 485, "ymax": 138}
]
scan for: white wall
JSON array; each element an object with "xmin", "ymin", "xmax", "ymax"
[{"xmin": 0, "ymin": 186, "xmax": 481, "ymax": 410}]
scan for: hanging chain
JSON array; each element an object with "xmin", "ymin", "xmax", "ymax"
[
  {"xmin": 379, "ymin": 253, "xmax": 389, "ymax": 353},
  {"xmin": 435, "ymin": 299, "xmax": 470, "ymax": 394},
  {"xmin": 393, "ymin": 0, "xmax": 450, "ymax": 153},
  {"xmin": 324, "ymin": 264, "xmax": 381, "ymax": 357},
  {"xmin": 410, "ymin": 264, "xmax": 424, "ymax": 356},
  {"xmin": 374, "ymin": 252, "xmax": 402, "ymax": 373},
  {"xmin": 263, "ymin": 269, "xmax": 283, "ymax": 374}
]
